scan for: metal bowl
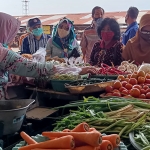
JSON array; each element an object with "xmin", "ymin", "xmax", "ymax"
[{"xmin": 0, "ymin": 99, "xmax": 35, "ymax": 136}]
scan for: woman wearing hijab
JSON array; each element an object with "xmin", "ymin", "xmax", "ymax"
[
  {"xmin": 90, "ymin": 18, "xmax": 123, "ymax": 67},
  {"xmin": 0, "ymin": 12, "xmax": 95, "ymax": 100},
  {"xmin": 122, "ymin": 13, "xmax": 150, "ymax": 64},
  {"xmin": 46, "ymin": 18, "xmax": 81, "ymax": 60}
]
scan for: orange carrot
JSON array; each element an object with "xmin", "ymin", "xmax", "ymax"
[
  {"xmin": 63, "ymin": 129, "xmax": 71, "ymax": 132},
  {"xmin": 99, "ymin": 140, "xmax": 113, "ymax": 150},
  {"xmin": 71, "ymin": 122, "xmax": 89, "ymax": 132},
  {"xmin": 19, "ymin": 135, "xmax": 74, "ymax": 150},
  {"xmin": 74, "ymin": 146, "xmax": 99, "ymax": 150},
  {"xmin": 20, "ymin": 131, "xmax": 37, "ymax": 145},
  {"xmin": 42, "ymin": 131, "xmax": 102, "ymax": 147},
  {"xmin": 102, "ymin": 134, "xmax": 120, "ymax": 148},
  {"xmin": 89, "ymin": 128, "xmax": 96, "ymax": 132}
]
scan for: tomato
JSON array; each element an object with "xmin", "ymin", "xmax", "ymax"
[
  {"xmin": 138, "ymin": 76, "xmax": 145, "ymax": 84},
  {"xmin": 141, "ymin": 89, "xmax": 146, "ymax": 94},
  {"xmin": 139, "ymin": 94, "xmax": 146, "ymax": 99},
  {"xmin": 125, "ymin": 83, "xmax": 133, "ymax": 90},
  {"xmin": 137, "ymin": 71, "xmax": 145, "ymax": 77},
  {"xmin": 117, "ymin": 75, "xmax": 125, "ymax": 81},
  {"xmin": 124, "ymin": 95, "xmax": 132, "ymax": 98},
  {"xmin": 146, "ymin": 92, "xmax": 150, "ymax": 99},
  {"xmin": 105, "ymin": 93, "xmax": 113, "ymax": 96},
  {"xmin": 105, "ymin": 86, "xmax": 113, "ymax": 93},
  {"xmin": 121, "ymin": 90, "xmax": 129, "ymax": 96},
  {"xmin": 130, "ymin": 88, "xmax": 141, "ymax": 98},
  {"xmin": 112, "ymin": 89, "xmax": 119, "ymax": 94},
  {"xmin": 133, "ymin": 85, "xmax": 142, "ymax": 91},
  {"xmin": 127, "ymin": 74, "xmax": 132, "ymax": 78},
  {"xmin": 146, "ymin": 73, "xmax": 150, "ymax": 79},
  {"xmin": 145, "ymin": 79, "xmax": 150, "ymax": 84},
  {"xmin": 119, "ymin": 87, "xmax": 127, "ymax": 92},
  {"xmin": 113, "ymin": 81, "xmax": 122, "ymax": 89},
  {"xmin": 131, "ymin": 73, "xmax": 138, "ymax": 79},
  {"xmin": 125, "ymin": 78, "xmax": 130, "ymax": 83},
  {"xmin": 112, "ymin": 92, "xmax": 121, "ymax": 97},
  {"xmin": 143, "ymin": 85, "xmax": 149, "ymax": 90},
  {"xmin": 121, "ymin": 81, "xmax": 128, "ymax": 87},
  {"xmin": 146, "ymin": 89, "xmax": 150, "ymax": 93},
  {"xmin": 129, "ymin": 78, "xmax": 138, "ymax": 85}
]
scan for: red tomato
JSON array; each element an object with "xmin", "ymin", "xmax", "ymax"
[
  {"xmin": 143, "ymin": 85, "xmax": 149, "ymax": 90},
  {"xmin": 117, "ymin": 75, "xmax": 125, "ymax": 81},
  {"xmin": 119, "ymin": 87, "xmax": 127, "ymax": 92},
  {"xmin": 145, "ymin": 79, "xmax": 150, "ymax": 84},
  {"xmin": 113, "ymin": 81, "xmax": 122, "ymax": 89},
  {"xmin": 139, "ymin": 94, "xmax": 146, "ymax": 99},
  {"xmin": 133, "ymin": 85, "xmax": 142, "ymax": 91},
  {"xmin": 105, "ymin": 86, "xmax": 113, "ymax": 93},
  {"xmin": 127, "ymin": 74, "xmax": 132, "ymax": 78},
  {"xmin": 113, "ymin": 89, "xmax": 120, "ymax": 93},
  {"xmin": 131, "ymin": 73, "xmax": 138, "ymax": 79},
  {"xmin": 125, "ymin": 83, "xmax": 133, "ymax": 90},
  {"xmin": 137, "ymin": 71, "xmax": 145, "ymax": 77},
  {"xmin": 125, "ymin": 78, "xmax": 130, "ymax": 83},
  {"xmin": 138, "ymin": 76, "xmax": 145, "ymax": 84},
  {"xmin": 146, "ymin": 89, "xmax": 150, "ymax": 93},
  {"xmin": 129, "ymin": 78, "xmax": 138, "ymax": 85},
  {"xmin": 121, "ymin": 81, "xmax": 128, "ymax": 87},
  {"xmin": 105, "ymin": 93, "xmax": 113, "ymax": 96},
  {"xmin": 122, "ymin": 90, "xmax": 129, "ymax": 96},
  {"xmin": 141, "ymin": 89, "xmax": 146, "ymax": 94},
  {"xmin": 112, "ymin": 92, "xmax": 121, "ymax": 97},
  {"xmin": 130, "ymin": 88, "xmax": 141, "ymax": 98},
  {"xmin": 146, "ymin": 73, "xmax": 150, "ymax": 79},
  {"xmin": 146, "ymin": 92, "xmax": 150, "ymax": 99}
]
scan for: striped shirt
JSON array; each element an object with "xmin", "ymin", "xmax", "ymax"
[{"xmin": 21, "ymin": 33, "xmax": 51, "ymax": 54}]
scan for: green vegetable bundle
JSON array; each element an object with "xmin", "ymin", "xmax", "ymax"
[{"xmin": 53, "ymin": 96, "xmax": 150, "ymax": 138}]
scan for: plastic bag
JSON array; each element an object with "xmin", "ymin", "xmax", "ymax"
[
  {"xmin": 32, "ymin": 47, "xmax": 46, "ymax": 63},
  {"xmin": 63, "ymin": 57, "xmax": 84, "ymax": 67},
  {"xmin": 54, "ymin": 65, "xmax": 82, "ymax": 75},
  {"xmin": 138, "ymin": 63, "xmax": 150, "ymax": 73}
]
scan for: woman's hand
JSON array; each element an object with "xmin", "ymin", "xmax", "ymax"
[{"xmin": 79, "ymin": 66, "xmax": 97, "ymax": 75}]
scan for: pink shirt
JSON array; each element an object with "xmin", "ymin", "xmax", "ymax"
[{"xmin": 80, "ymin": 26, "xmax": 100, "ymax": 63}]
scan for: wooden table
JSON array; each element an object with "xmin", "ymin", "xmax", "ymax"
[{"xmin": 26, "ymin": 87, "xmax": 72, "ymax": 96}]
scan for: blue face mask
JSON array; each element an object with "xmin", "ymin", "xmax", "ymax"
[
  {"xmin": 3, "ymin": 44, "xmax": 8, "ymax": 48},
  {"xmin": 32, "ymin": 28, "xmax": 43, "ymax": 36}
]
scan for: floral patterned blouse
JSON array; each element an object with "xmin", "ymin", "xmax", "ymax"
[
  {"xmin": 89, "ymin": 40, "xmax": 123, "ymax": 67},
  {"xmin": 0, "ymin": 49, "xmax": 54, "ymax": 100}
]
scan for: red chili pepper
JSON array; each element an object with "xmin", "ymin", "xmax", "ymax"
[{"xmin": 101, "ymin": 63, "xmax": 110, "ymax": 69}]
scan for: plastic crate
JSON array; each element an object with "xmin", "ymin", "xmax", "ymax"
[{"xmin": 51, "ymin": 80, "xmax": 71, "ymax": 92}]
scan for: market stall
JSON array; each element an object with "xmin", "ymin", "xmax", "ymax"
[{"xmin": 1, "ymin": 56, "xmax": 150, "ymax": 150}]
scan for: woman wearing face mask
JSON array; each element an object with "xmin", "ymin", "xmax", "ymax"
[
  {"xmin": 122, "ymin": 13, "xmax": 150, "ymax": 64},
  {"xmin": 90, "ymin": 18, "xmax": 123, "ymax": 66},
  {"xmin": 21, "ymin": 18, "xmax": 51, "ymax": 54},
  {"xmin": 46, "ymin": 18, "xmax": 81, "ymax": 60},
  {"xmin": 0, "ymin": 12, "xmax": 96, "ymax": 100}
]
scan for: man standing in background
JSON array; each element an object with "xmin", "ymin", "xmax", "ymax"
[
  {"xmin": 122, "ymin": 7, "xmax": 139, "ymax": 45},
  {"xmin": 21, "ymin": 18, "xmax": 51, "ymax": 54},
  {"xmin": 80, "ymin": 6, "xmax": 104, "ymax": 63}
]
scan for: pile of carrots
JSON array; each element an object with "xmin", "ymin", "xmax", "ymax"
[{"xmin": 19, "ymin": 122, "xmax": 121, "ymax": 150}]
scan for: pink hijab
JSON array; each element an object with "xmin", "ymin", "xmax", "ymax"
[{"xmin": 0, "ymin": 12, "xmax": 21, "ymax": 62}]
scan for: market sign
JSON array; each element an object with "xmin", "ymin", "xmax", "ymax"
[{"xmin": 43, "ymin": 25, "xmax": 51, "ymax": 35}]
